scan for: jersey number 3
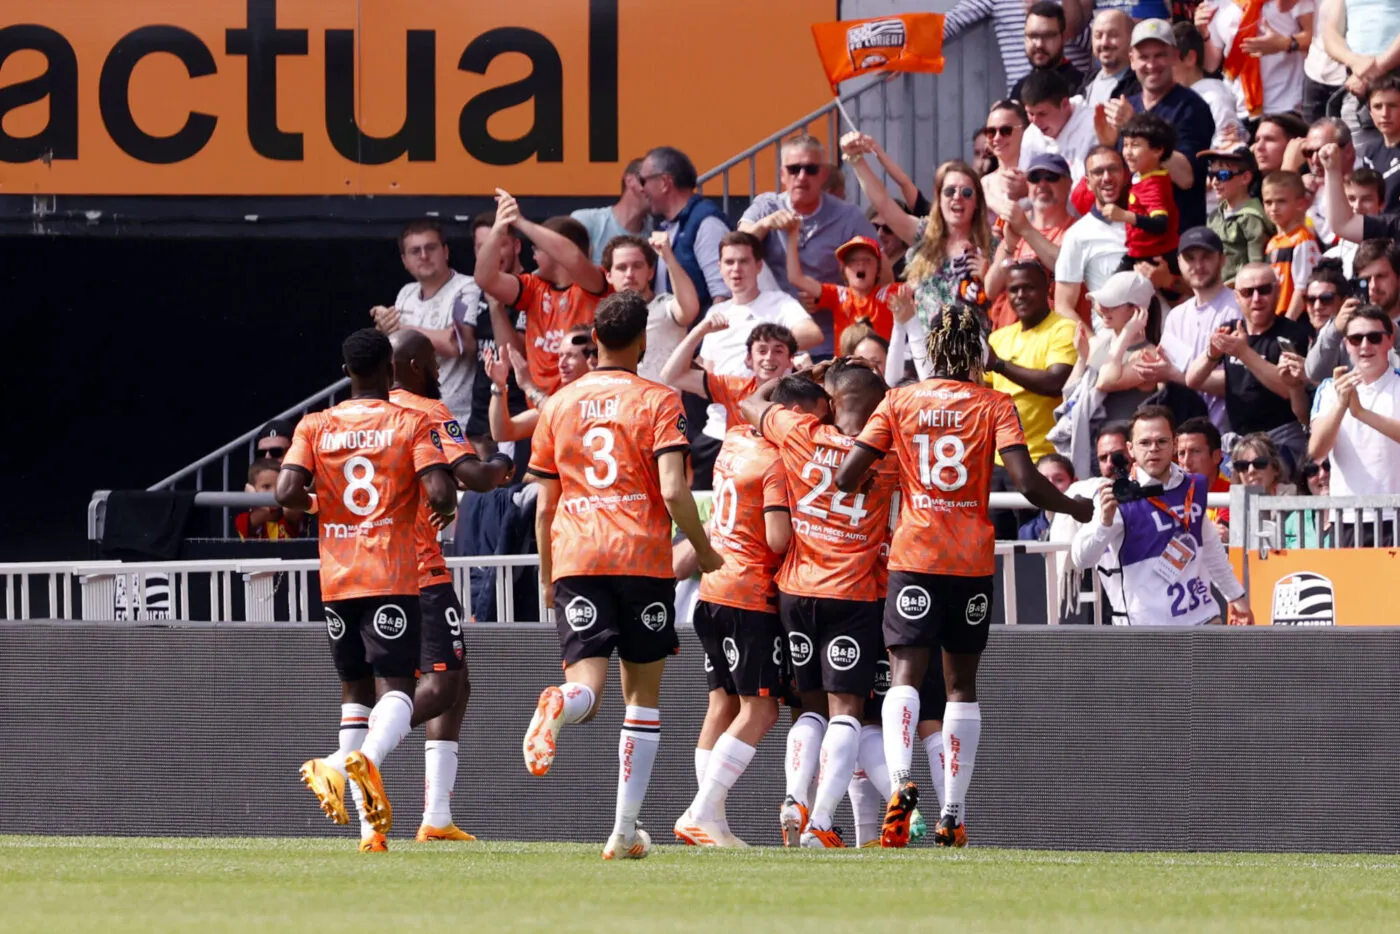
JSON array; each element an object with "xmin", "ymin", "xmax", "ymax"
[{"xmin": 584, "ymin": 426, "xmax": 618, "ymax": 489}]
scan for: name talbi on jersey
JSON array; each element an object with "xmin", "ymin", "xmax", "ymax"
[
  {"xmin": 320, "ymin": 429, "xmax": 395, "ymax": 451},
  {"xmin": 577, "ymin": 397, "xmax": 620, "ymax": 420}
]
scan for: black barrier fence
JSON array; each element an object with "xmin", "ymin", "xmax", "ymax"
[{"xmin": 2, "ymin": 622, "xmax": 1397, "ymax": 851}]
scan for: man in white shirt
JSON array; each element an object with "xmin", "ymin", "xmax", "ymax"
[
  {"xmin": 1172, "ymin": 21, "xmax": 1245, "ymax": 153},
  {"xmin": 1138, "ymin": 227, "xmax": 1242, "ymax": 431},
  {"xmin": 1019, "ymin": 70, "xmax": 1098, "ymax": 186},
  {"xmin": 571, "ymin": 159, "xmax": 653, "ymax": 264},
  {"xmin": 600, "ymin": 232, "xmax": 701, "ymax": 382},
  {"xmin": 371, "ymin": 219, "xmax": 478, "ymax": 421},
  {"xmin": 1201, "ymin": 0, "xmax": 1316, "ymax": 121},
  {"xmin": 1054, "ymin": 146, "xmax": 1129, "ymax": 326},
  {"xmin": 1308, "ymin": 304, "xmax": 1400, "ymax": 546}
]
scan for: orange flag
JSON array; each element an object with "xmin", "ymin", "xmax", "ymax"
[
  {"xmin": 1222, "ymin": 0, "xmax": 1267, "ymax": 119},
  {"xmin": 811, "ymin": 14, "xmax": 946, "ymax": 94}
]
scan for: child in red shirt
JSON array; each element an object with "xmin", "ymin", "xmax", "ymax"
[
  {"xmin": 1105, "ymin": 112, "xmax": 1180, "ymax": 273},
  {"xmin": 783, "ymin": 230, "xmax": 895, "ymax": 347}
]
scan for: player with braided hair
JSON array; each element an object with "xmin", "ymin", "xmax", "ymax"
[{"xmin": 836, "ymin": 300, "xmax": 1092, "ymax": 849}]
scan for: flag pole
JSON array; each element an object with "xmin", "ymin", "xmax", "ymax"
[{"xmin": 833, "ymin": 96, "xmax": 859, "ymax": 134}]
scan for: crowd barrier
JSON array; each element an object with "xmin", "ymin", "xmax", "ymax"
[{"xmin": 1, "ymin": 621, "xmax": 1395, "ymax": 851}]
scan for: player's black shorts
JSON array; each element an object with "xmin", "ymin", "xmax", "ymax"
[
  {"xmin": 553, "ymin": 575, "xmax": 678, "ymax": 666},
  {"xmin": 419, "ymin": 582, "xmax": 466, "ymax": 675},
  {"xmin": 883, "ymin": 570, "xmax": 994, "ymax": 656},
  {"xmin": 862, "ymin": 655, "xmax": 893, "ymax": 722},
  {"xmin": 693, "ymin": 601, "xmax": 785, "ymax": 697},
  {"xmin": 778, "ymin": 592, "xmax": 883, "ymax": 697},
  {"xmin": 323, "ymin": 595, "xmax": 421, "ymax": 681}
]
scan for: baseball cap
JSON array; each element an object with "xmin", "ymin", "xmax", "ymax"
[
  {"xmin": 1131, "ymin": 19, "xmax": 1176, "ymax": 48},
  {"xmin": 1198, "ymin": 143, "xmax": 1257, "ymax": 168},
  {"xmin": 835, "ymin": 235, "xmax": 883, "ymax": 267},
  {"xmin": 259, "ymin": 418, "xmax": 296, "ymax": 443},
  {"xmin": 1178, "ymin": 226, "xmax": 1224, "ymax": 254},
  {"xmin": 1089, "ymin": 271, "xmax": 1156, "ymax": 309},
  {"xmin": 1026, "ymin": 153, "xmax": 1072, "ymax": 178}
]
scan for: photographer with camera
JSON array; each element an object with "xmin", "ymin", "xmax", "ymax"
[
  {"xmin": 1305, "ymin": 240, "xmax": 1400, "ymax": 383},
  {"xmin": 1072, "ymin": 406, "xmax": 1253, "ymax": 626}
]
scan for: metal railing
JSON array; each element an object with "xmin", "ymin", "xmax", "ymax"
[{"xmin": 1235, "ymin": 490, "xmax": 1400, "ymax": 553}]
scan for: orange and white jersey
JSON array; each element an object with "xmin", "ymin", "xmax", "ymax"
[
  {"xmin": 516, "ymin": 273, "xmax": 608, "ymax": 392},
  {"xmin": 528, "ymin": 368, "xmax": 689, "ymax": 580},
  {"xmin": 759, "ymin": 406, "xmax": 898, "ymax": 601},
  {"xmin": 389, "ymin": 388, "xmax": 477, "ymax": 591},
  {"xmin": 699, "ymin": 426, "xmax": 788, "ymax": 612},
  {"xmin": 855, "ymin": 378, "xmax": 1024, "ymax": 578},
  {"xmin": 284, "ymin": 399, "xmax": 448, "ymax": 601}
]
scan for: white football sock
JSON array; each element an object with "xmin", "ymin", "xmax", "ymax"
[
  {"xmin": 560, "ymin": 682, "xmax": 596, "ymax": 724},
  {"xmin": 324, "ymin": 702, "xmax": 370, "ymax": 774},
  {"xmin": 694, "ymin": 747, "xmax": 711, "ymax": 790},
  {"xmin": 857, "ymin": 724, "xmax": 890, "ymax": 800},
  {"xmin": 847, "ymin": 770, "xmax": 886, "ymax": 846},
  {"xmin": 360, "ymin": 690, "xmax": 413, "ymax": 766},
  {"xmin": 808, "ymin": 715, "xmax": 861, "ymax": 832},
  {"xmin": 613, "ymin": 706, "xmax": 660, "ymax": 836},
  {"xmin": 941, "ymin": 702, "xmax": 981, "ymax": 824},
  {"xmin": 422, "ymin": 740, "xmax": 458, "ymax": 828},
  {"xmin": 923, "ymin": 731, "xmax": 946, "ymax": 810},
  {"xmin": 783, "ymin": 712, "xmax": 827, "ymax": 806},
  {"xmin": 691, "ymin": 733, "xmax": 756, "ymax": 822},
  {"xmin": 881, "ymin": 685, "xmax": 920, "ymax": 789}
]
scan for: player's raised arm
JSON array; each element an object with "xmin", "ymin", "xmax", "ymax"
[
  {"xmin": 506, "ymin": 188, "xmax": 608, "ymax": 295},
  {"xmin": 1002, "ymin": 444, "xmax": 1094, "ymax": 523},
  {"xmin": 658, "ymin": 450, "xmax": 722, "ymax": 574},
  {"xmin": 476, "ymin": 193, "xmax": 526, "ymax": 307}
]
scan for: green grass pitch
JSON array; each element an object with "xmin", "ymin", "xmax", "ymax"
[{"xmin": 3, "ymin": 837, "xmax": 1398, "ymax": 933}]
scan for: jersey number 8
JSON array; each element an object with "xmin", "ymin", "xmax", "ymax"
[
  {"xmin": 914, "ymin": 434, "xmax": 968, "ymax": 492},
  {"xmin": 343, "ymin": 455, "xmax": 381, "ymax": 516}
]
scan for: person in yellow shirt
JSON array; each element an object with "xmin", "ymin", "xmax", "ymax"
[{"xmin": 986, "ymin": 261, "xmax": 1080, "ymax": 538}]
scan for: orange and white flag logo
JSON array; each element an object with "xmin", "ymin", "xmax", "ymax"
[{"xmin": 811, "ymin": 14, "xmax": 946, "ymax": 94}]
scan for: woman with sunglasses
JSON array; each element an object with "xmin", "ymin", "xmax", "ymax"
[
  {"xmin": 1229, "ymin": 433, "xmax": 1294, "ymax": 547},
  {"xmin": 1283, "ymin": 458, "xmax": 1335, "ymax": 548},
  {"xmin": 842, "ymin": 132, "xmax": 995, "ymax": 330},
  {"xmin": 978, "ymin": 101, "xmax": 1031, "ymax": 224}
]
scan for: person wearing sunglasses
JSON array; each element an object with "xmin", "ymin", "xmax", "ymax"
[
  {"xmin": 1298, "ymin": 117, "xmax": 1357, "ymax": 245},
  {"xmin": 1284, "ymin": 458, "xmax": 1335, "ymax": 548},
  {"xmin": 985, "ymin": 153, "xmax": 1076, "ymax": 330},
  {"xmin": 1202, "ymin": 144, "xmax": 1273, "ymax": 285},
  {"xmin": 978, "ymin": 100, "xmax": 1031, "ymax": 224},
  {"xmin": 1309, "ymin": 304, "xmax": 1400, "ymax": 546},
  {"xmin": 1301, "ymin": 259, "xmax": 1349, "ymax": 336},
  {"xmin": 739, "ymin": 134, "xmax": 880, "ymax": 359},
  {"xmin": 255, "ymin": 418, "xmax": 295, "ymax": 465},
  {"xmin": 1186, "ymin": 263, "xmax": 1313, "ymax": 474},
  {"xmin": 1304, "ymin": 239, "xmax": 1400, "ymax": 384},
  {"xmin": 1229, "ymin": 432, "xmax": 1290, "ymax": 500}
]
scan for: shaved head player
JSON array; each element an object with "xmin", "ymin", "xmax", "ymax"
[
  {"xmin": 836, "ymin": 300, "xmax": 1093, "ymax": 848},
  {"xmin": 278, "ymin": 329, "xmax": 457, "ymax": 852},
  {"xmin": 522, "ymin": 290, "xmax": 723, "ymax": 860}
]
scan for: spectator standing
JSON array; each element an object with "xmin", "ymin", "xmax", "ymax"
[
  {"xmin": 372, "ymin": 219, "xmax": 478, "ymax": 421},
  {"xmin": 1019, "ymin": 454, "xmax": 1078, "ymax": 540},
  {"xmin": 739, "ymin": 135, "xmax": 878, "ymax": 357},
  {"xmin": 1106, "ymin": 113, "xmax": 1182, "ymax": 270},
  {"xmin": 1020, "ymin": 71, "xmax": 1099, "ymax": 186},
  {"xmin": 1302, "ymin": 259, "xmax": 1350, "ymax": 336},
  {"xmin": 1288, "ymin": 457, "xmax": 1334, "ymax": 547},
  {"xmin": 784, "ymin": 232, "xmax": 898, "ymax": 346},
  {"xmin": 1144, "ymin": 226, "xmax": 1242, "ymax": 430},
  {"xmin": 254, "ymin": 419, "xmax": 294, "ymax": 463},
  {"xmin": 697, "ymin": 233, "xmax": 820, "ymax": 376},
  {"xmin": 942, "ymin": 0, "xmax": 1093, "ymax": 93},
  {"xmin": 570, "ymin": 160, "xmax": 652, "ymax": 265},
  {"xmin": 1323, "ymin": 167, "xmax": 1386, "ymax": 273},
  {"xmin": 1252, "ymin": 112, "xmax": 1310, "ymax": 175},
  {"xmin": 1009, "ymin": 2, "xmax": 1087, "ymax": 102},
  {"xmin": 1199, "ymin": 0, "xmax": 1316, "ymax": 122},
  {"xmin": 1102, "ymin": 20, "xmax": 1218, "ymax": 234},
  {"xmin": 1080, "ymin": 10, "xmax": 1141, "ymax": 108},
  {"xmin": 1262, "ymin": 171, "xmax": 1323, "ymax": 319},
  {"xmin": 1303, "ymin": 0, "xmax": 1350, "ymax": 124},
  {"xmin": 1229, "ymin": 432, "xmax": 1291, "ymax": 499},
  {"xmin": 1055, "ymin": 147, "xmax": 1129, "ymax": 326},
  {"xmin": 1176, "ymin": 416, "xmax": 1234, "ymax": 532},
  {"xmin": 1187, "ymin": 263, "xmax": 1312, "ymax": 470},
  {"xmin": 1357, "ymin": 73, "xmax": 1400, "ymax": 215},
  {"xmin": 1306, "ymin": 239, "xmax": 1400, "ymax": 379},
  {"xmin": 1173, "ymin": 22, "xmax": 1246, "ymax": 153},
  {"xmin": 1301, "ymin": 117, "xmax": 1358, "ymax": 246},
  {"xmin": 601, "ymin": 233, "xmax": 700, "ymax": 383},
  {"xmin": 1085, "ymin": 271, "xmax": 1162, "ymax": 425},
  {"xmin": 987, "ymin": 153, "xmax": 1076, "ymax": 329},
  {"xmin": 972, "ymin": 127, "xmax": 998, "ymax": 178},
  {"xmin": 460, "ymin": 210, "xmax": 529, "ymax": 461},
  {"xmin": 1310, "ymin": 303, "xmax": 1400, "ymax": 545},
  {"xmin": 1321, "ymin": 0, "xmax": 1400, "ymax": 146},
  {"xmin": 980, "ymin": 100, "xmax": 1033, "ymax": 218},
  {"xmin": 641, "ymin": 146, "xmax": 732, "ymax": 307},
  {"xmin": 1203, "ymin": 144, "xmax": 1275, "ymax": 281}
]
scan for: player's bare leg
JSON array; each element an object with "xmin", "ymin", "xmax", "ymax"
[
  {"xmin": 695, "ymin": 689, "xmax": 738, "ymax": 790},
  {"xmin": 524, "ymin": 657, "xmax": 607, "ymax": 777},
  {"xmin": 678, "ymin": 695, "xmax": 778, "ymax": 847},
  {"xmin": 801, "ymin": 692, "xmax": 864, "ymax": 849},
  {"xmin": 602, "ymin": 659, "xmax": 664, "ymax": 860},
  {"xmin": 343, "ymin": 675, "xmax": 418, "ymax": 838},
  {"xmin": 781, "ymin": 691, "xmax": 827, "ymax": 845},
  {"xmin": 881, "ymin": 646, "xmax": 931, "ymax": 848},
  {"xmin": 416, "ymin": 667, "xmax": 476, "ymax": 842},
  {"xmin": 936, "ymin": 651, "xmax": 980, "ymax": 848},
  {"xmin": 301, "ymin": 678, "xmax": 375, "ymax": 829}
]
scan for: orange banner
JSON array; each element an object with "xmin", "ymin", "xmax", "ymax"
[
  {"xmin": 1238, "ymin": 547, "xmax": 1399, "ymax": 626},
  {"xmin": 0, "ymin": 0, "xmax": 832, "ymax": 196},
  {"xmin": 810, "ymin": 13, "xmax": 945, "ymax": 95}
]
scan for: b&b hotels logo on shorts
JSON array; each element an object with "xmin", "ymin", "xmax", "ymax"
[
  {"xmin": 373, "ymin": 604, "xmax": 409, "ymax": 640},
  {"xmin": 640, "ymin": 602, "xmax": 669, "ymax": 632},
  {"xmin": 788, "ymin": 632, "xmax": 814, "ymax": 667},
  {"xmin": 565, "ymin": 596, "xmax": 598, "ymax": 632},
  {"xmin": 966, "ymin": 594, "xmax": 990, "ymax": 626},
  {"xmin": 896, "ymin": 585, "xmax": 931, "ymax": 619},
  {"xmin": 872, "ymin": 658, "xmax": 892, "ymax": 696},
  {"xmin": 827, "ymin": 635, "xmax": 861, "ymax": 671},
  {"xmin": 722, "ymin": 637, "xmax": 740, "ymax": 671},
  {"xmin": 325, "ymin": 608, "xmax": 346, "ymax": 640}
]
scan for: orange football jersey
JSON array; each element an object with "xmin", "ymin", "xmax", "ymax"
[
  {"xmin": 818, "ymin": 282, "xmax": 896, "ymax": 344},
  {"xmin": 528, "ymin": 368, "xmax": 690, "ymax": 580},
  {"xmin": 389, "ymin": 388, "xmax": 477, "ymax": 591},
  {"xmin": 855, "ymin": 378, "xmax": 1024, "ymax": 577},
  {"xmin": 284, "ymin": 398, "xmax": 449, "ymax": 601},
  {"xmin": 705, "ymin": 372, "xmax": 760, "ymax": 429},
  {"xmin": 760, "ymin": 406, "xmax": 898, "ymax": 601},
  {"xmin": 699, "ymin": 425, "xmax": 789, "ymax": 612},
  {"xmin": 517, "ymin": 273, "xmax": 608, "ymax": 393}
]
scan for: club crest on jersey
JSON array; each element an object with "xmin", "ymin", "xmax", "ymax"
[
  {"xmin": 873, "ymin": 658, "xmax": 892, "ymax": 696},
  {"xmin": 965, "ymin": 593, "xmax": 990, "ymax": 626},
  {"xmin": 788, "ymin": 632, "xmax": 814, "ymax": 667},
  {"xmin": 896, "ymin": 585, "xmax": 932, "ymax": 620},
  {"xmin": 324, "ymin": 608, "xmax": 345, "ymax": 641},
  {"xmin": 640, "ymin": 602, "xmax": 670, "ymax": 632},
  {"xmin": 722, "ymin": 637, "xmax": 740, "ymax": 671},
  {"xmin": 564, "ymin": 596, "xmax": 598, "ymax": 632},
  {"xmin": 372, "ymin": 604, "xmax": 409, "ymax": 640},
  {"xmin": 827, "ymin": 635, "xmax": 861, "ymax": 671},
  {"xmin": 445, "ymin": 421, "xmax": 466, "ymax": 442}
]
